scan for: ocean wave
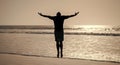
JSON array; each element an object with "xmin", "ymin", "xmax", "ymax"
[
  {"xmin": 0, "ymin": 25, "xmax": 120, "ymax": 31},
  {"xmin": 0, "ymin": 31, "xmax": 120, "ymax": 36},
  {"xmin": 0, "ymin": 25, "xmax": 120, "ymax": 36}
]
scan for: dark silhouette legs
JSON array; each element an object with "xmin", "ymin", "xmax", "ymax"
[
  {"xmin": 60, "ymin": 41, "xmax": 63, "ymax": 58},
  {"xmin": 56, "ymin": 41, "xmax": 63, "ymax": 58},
  {"xmin": 56, "ymin": 41, "xmax": 59, "ymax": 58}
]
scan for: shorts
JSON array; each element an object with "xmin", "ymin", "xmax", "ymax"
[{"xmin": 54, "ymin": 31, "xmax": 64, "ymax": 41}]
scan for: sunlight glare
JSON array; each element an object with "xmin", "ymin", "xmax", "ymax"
[{"xmin": 73, "ymin": 25, "xmax": 110, "ymax": 32}]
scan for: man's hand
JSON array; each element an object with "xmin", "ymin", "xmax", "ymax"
[
  {"xmin": 75, "ymin": 12, "xmax": 79, "ymax": 15},
  {"xmin": 38, "ymin": 12, "xmax": 42, "ymax": 16}
]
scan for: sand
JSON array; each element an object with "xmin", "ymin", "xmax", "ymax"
[{"xmin": 0, "ymin": 54, "xmax": 119, "ymax": 65}]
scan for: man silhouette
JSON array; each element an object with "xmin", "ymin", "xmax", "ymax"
[{"xmin": 38, "ymin": 12, "xmax": 79, "ymax": 58}]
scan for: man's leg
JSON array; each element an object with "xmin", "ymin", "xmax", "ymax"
[
  {"xmin": 56, "ymin": 41, "xmax": 59, "ymax": 58},
  {"xmin": 60, "ymin": 41, "xmax": 63, "ymax": 58}
]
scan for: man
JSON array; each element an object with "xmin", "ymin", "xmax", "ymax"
[{"xmin": 38, "ymin": 12, "xmax": 79, "ymax": 58}]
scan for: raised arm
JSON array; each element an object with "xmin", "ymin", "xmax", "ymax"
[
  {"xmin": 38, "ymin": 12, "xmax": 53, "ymax": 19},
  {"xmin": 64, "ymin": 12, "xmax": 79, "ymax": 19}
]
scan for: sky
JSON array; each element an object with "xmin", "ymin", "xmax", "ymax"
[{"xmin": 0, "ymin": 0, "xmax": 120, "ymax": 26}]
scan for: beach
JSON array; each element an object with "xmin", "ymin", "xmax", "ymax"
[
  {"xmin": 0, "ymin": 33, "xmax": 120, "ymax": 62},
  {"xmin": 0, "ymin": 54, "xmax": 120, "ymax": 65},
  {"xmin": 0, "ymin": 25, "xmax": 120, "ymax": 64}
]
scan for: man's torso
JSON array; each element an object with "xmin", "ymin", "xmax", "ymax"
[{"xmin": 52, "ymin": 16, "xmax": 65, "ymax": 32}]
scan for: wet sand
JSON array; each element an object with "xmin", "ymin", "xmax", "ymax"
[{"xmin": 0, "ymin": 54, "xmax": 120, "ymax": 65}]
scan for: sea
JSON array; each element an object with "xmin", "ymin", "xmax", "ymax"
[{"xmin": 0, "ymin": 25, "xmax": 120, "ymax": 63}]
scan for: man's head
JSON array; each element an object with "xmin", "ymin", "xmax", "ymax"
[{"xmin": 56, "ymin": 12, "xmax": 61, "ymax": 16}]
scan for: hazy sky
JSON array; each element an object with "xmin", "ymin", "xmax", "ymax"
[{"xmin": 0, "ymin": 0, "xmax": 120, "ymax": 25}]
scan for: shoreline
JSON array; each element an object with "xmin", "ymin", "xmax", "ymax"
[
  {"xmin": 0, "ymin": 52, "xmax": 120, "ymax": 64},
  {"xmin": 0, "ymin": 53, "xmax": 120, "ymax": 65}
]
